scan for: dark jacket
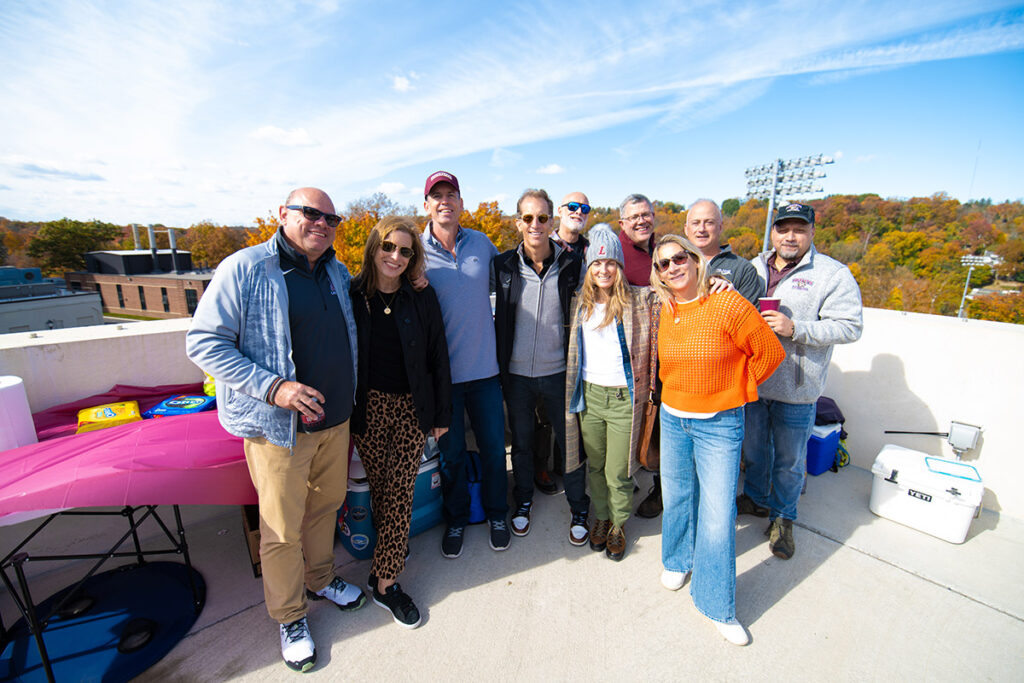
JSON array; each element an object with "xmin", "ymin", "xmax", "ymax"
[
  {"xmin": 350, "ymin": 279, "xmax": 452, "ymax": 435},
  {"xmin": 493, "ymin": 241, "xmax": 583, "ymax": 381}
]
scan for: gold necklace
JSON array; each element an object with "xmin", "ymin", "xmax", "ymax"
[{"xmin": 377, "ymin": 290, "xmax": 398, "ymax": 315}]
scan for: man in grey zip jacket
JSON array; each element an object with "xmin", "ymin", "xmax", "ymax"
[
  {"xmin": 186, "ymin": 187, "xmax": 364, "ymax": 673},
  {"xmin": 738, "ymin": 202, "xmax": 863, "ymax": 561}
]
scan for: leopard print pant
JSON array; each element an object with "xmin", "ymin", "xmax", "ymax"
[{"xmin": 352, "ymin": 389, "xmax": 426, "ymax": 581}]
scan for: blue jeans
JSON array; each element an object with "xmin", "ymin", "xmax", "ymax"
[
  {"xmin": 742, "ymin": 398, "xmax": 816, "ymax": 521},
  {"xmin": 438, "ymin": 375, "xmax": 509, "ymax": 526},
  {"xmin": 505, "ymin": 372, "xmax": 589, "ymax": 514},
  {"xmin": 660, "ymin": 405, "xmax": 744, "ymax": 624}
]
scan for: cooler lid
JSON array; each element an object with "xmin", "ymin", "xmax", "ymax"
[
  {"xmin": 812, "ymin": 422, "xmax": 842, "ymax": 438},
  {"xmin": 871, "ymin": 444, "xmax": 984, "ymax": 505}
]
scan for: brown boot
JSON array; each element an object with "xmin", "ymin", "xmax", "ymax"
[
  {"xmin": 590, "ymin": 518, "xmax": 611, "ymax": 552},
  {"xmin": 605, "ymin": 523, "xmax": 626, "ymax": 561}
]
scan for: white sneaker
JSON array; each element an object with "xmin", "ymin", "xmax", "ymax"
[
  {"xmin": 713, "ymin": 618, "xmax": 750, "ymax": 646},
  {"xmin": 280, "ymin": 617, "xmax": 316, "ymax": 672},
  {"xmin": 660, "ymin": 569, "xmax": 688, "ymax": 591},
  {"xmin": 310, "ymin": 576, "xmax": 366, "ymax": 611}
]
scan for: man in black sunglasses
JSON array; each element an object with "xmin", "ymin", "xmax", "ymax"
[
  {"xmin": 555, "ymin": 191, "xmax": 592, "ymax": 254},
  {"xmin": 188, "ymin": 187, "xmax": 364, "ymax": 673},
  {"xmin": 494, "ymin": 189, "xmax": 590, "ymax": 546}
]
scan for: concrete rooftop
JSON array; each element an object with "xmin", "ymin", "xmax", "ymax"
[{"xmin": 4, "ymin": 463, "xmax": 1021, "ymax": 682}]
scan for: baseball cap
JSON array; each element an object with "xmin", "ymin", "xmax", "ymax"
[
  {"xmin": 424, "ymin": 171, "xmax": 460, "ymax": 197},
  {"xmin": 773, "ymin": 203, "xmax": 815, "ymax": 225}
]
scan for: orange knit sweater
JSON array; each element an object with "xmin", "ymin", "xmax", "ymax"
[{"xmin": 658, "ymin": 290, "xmax": 785, "ymax": 413}]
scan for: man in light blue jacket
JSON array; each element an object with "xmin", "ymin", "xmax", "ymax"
[
  {"xmin": 738, "ymin": 203, "xmax": 863, "ymax": 561},
  {"xmin": 186, "ymin": 187, "xmax": 364, "ymax": 674}
]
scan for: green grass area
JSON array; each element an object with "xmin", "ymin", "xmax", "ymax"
[{"xmin": 103, "ymin": 313, "xmax": 161, "ymax": 321}]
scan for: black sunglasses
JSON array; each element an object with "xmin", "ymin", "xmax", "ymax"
[
  {"xmin": 519, "ymin": 214, "xmax": 550, "ymax": 224},
  {"xmin": 286, "ymin": 205, "xmax": 342, "ymax": 228},
  {"xmin": 655, "ymin": 251, "xmax": 692, "ymax": 272},
  {"xmin": 561, "ymin": 202, "xmax": 591, "ymax": 214},
  {"xmin": 381, "ymin": 240, "xmax": 415, "ymax": 259}
]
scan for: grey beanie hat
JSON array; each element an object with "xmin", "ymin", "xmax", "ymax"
[{"xmin": 585, "ymin": 223, "xmax": 625, "ymax": 270}]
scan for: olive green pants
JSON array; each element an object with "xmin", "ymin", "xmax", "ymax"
[{"xmin": 579, "ymin": 382, "xmax": 633, "ymax": 527}]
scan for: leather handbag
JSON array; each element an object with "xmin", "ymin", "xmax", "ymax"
[{"xmin": 637, "ymin": 303, "xmax": 660, "ymax": 471}]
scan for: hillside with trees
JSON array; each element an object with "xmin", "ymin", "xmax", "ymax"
[{"xmin": 3, "ymin": 192, "xmax": 1023, "ymax": 324}]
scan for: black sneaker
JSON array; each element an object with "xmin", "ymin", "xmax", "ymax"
[
  {"xmin": 569, "ymin": 511, "xmax": 589, "ymax": 546},
  {"xmin": 367, "ymin": 572, "xmax": 378, "ymax": 591},
  {"xmin": 767, "ymin": 517, "xmax": 795, "ymax": 560},
  {"xmin": 372, "ymin": 583, "xmax": 422, "ymax": 629},
  {"xmin": 737, "ymin": 493, "xmax": 769, "ymax": 517},
  {"xmin": 441, "ymin": 525, "xmax": 464, "ymax": 558},
  {"xmin": 488, "ymin": 518, "xmax": 511, "ymax": 551},
  {"xmin": 511, "ymin": 502, "xmax": 532, "ymax": 537},
  {"xmin": 636, "ymin": 479, "xmax": 662, "ymax": 518}
]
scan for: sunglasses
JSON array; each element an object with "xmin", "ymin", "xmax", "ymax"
[
  {"xmin": 519, "ymin": 214, "xmax": 550, "ymax": 225},
  {"xmin": 286, "ymin": 205, "xmax": 342, "ymax": 228},
  {"xmin": 561, "ymin": 202, "xmax": 591, "ymax": 214},
  {"xmin": 381, "ymin": 240, "xmax": 415, "ymax": 258},
  {"xmin": 655, "ymin": 251, "xmax": 693, "ymax": 272}
]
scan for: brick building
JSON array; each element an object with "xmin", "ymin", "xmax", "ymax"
[{"xmin": 64, "ymin": 250, "xmax": 214, "ymax": 319}]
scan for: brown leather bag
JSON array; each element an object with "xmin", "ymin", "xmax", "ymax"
[{"xmin": 637, "ymin": 303, "xmax": 660, "ymax": 471}]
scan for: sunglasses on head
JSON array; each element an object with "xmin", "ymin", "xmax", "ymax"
[
  {"xmin": 655, "ymin": 251, "xmax": 692, "ymax": 272},
  {"xmin": 519, "ymin": 214, "xmax": 550, "ymax": 225},
  {"xmin": 286, "ymin": 205, "xmax": 342, "ymax": 228},
  {"xmin": 561, "ymin": 202, "xmax": 591, "ymax": 214},
  {"xmin": 381, "ymin": 240, "xmax": 415, "ymax": 258}
]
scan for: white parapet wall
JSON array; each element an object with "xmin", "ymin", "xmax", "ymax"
[
  {"xmin": 826, "ymin": 307, "xmax": 1024, "ymax": 519},
  {"xmin": 0, "ymin": 318, "xmax": 203, "ymax": 412}
]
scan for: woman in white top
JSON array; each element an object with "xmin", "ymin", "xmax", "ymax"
[{"xmin": 564, "ymin": 225, "xmax": 657, "ymax": 561}]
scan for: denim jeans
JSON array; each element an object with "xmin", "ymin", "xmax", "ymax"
[
  {"xmin": 742, "ymin": 398, "xmax": 816, "ymax": 521},
  {"xmin": 438, "ymin": 375, "xmax": 509, "ymax": 526},
  {"xmin": 505, "ymin": 372, "xmax": 589, "ymax": 514},
  {"xmin": 660, "ymin": 405, "xmax": 744, "ymax": 624}
]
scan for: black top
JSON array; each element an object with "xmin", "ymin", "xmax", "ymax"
[
  {"xmin": 276, "ymin": 229, "xmax": 354, "ymax": 432},
  {"xmin": 367, "ymin": 291, "xmax": 410, "ymax": 394},
  {"xmin": 350, "ymin": 279, "xmax": 452, "ymax": 435}
]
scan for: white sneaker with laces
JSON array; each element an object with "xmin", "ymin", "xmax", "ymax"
[
  {"xmin": 280, "ymin": 617, "xmax": 316, "ymax": 672},
  {"xmin": 312, "ymin": 576, "xmax": 366, "ymax": 611},
  {"xmin": 713, "ymin": 618, "xmax": 750, "ymax": 646},
  {"xmin": 660, "ymin": 569, "xmax": 688, "ymax": 591}
]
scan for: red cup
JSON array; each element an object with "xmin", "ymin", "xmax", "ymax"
[{"xmin": 759, "ymin": 297, "xmax": 780, "ymax": 312}]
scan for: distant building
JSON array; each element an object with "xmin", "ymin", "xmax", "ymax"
[
  {"xmin": 0, "ymin": 266, "xmax": 104, "ymax": 333},
  {"xmin": 64, "ymin": 249, "xmax": 214, "ymax": 319}
]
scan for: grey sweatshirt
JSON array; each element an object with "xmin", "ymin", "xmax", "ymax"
[
  {"xmin": 751, "ymin": 246, "xmax": 863, "ymax": 404},
  {"xmin": 509, "ymin": 246, "xmax": 566, "ymax": 377}
]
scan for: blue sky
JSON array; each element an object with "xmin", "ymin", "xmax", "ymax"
[{"xmin": 1, "ymin": 0, "xmax": 1022, "ymax": 226}]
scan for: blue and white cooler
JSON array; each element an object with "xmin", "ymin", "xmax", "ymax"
[{"xmin": 337, "ymin": 447, "xmax": 444, "ymax": 560}]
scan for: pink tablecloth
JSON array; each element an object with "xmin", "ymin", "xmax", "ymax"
[{"xmin": 1, "ymin": 387, "xmax": 256, "ymax": 525}]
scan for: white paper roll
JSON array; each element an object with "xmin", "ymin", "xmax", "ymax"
[{"xmin": 0, "ymin": 375, "xmax": 38, "ymax": 451}]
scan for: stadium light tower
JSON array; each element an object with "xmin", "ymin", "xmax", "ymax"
[
  {"xmin": 745, "ymin": 154, "xmax": 834, "ymax": 251},
  {"xmin": 957, "ymin": 254, "xmax": 988, "ymax": 319}
]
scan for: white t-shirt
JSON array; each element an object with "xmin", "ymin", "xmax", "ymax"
[{"xmin": 581, "ymin": 303, "xmax": 628, "ymax": 387}]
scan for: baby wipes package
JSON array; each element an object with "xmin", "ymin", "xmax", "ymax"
[{"xmin": 76, "ymin": 401, "xmax": 143, "ymax": 434}]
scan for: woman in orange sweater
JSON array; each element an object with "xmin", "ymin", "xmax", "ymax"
[{"xmin": 650, "ymin": 235, "xmax": 784, "ymax": 646}]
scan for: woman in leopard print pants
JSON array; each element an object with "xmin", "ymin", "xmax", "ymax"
[{"xmin": 351, "ymin": 216, "xmax": 451, "ymax": 630}]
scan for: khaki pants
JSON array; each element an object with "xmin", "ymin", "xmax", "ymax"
[
  {"xmin": 243, "ymin": 421, "xmax": 350, "ymax": 624},
  {"xmin": 579, "ymin": 383, "xmax": 633, "ymax": 527}
]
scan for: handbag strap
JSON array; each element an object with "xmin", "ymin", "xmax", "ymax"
[{"xmin": 647, "ymin": 303, "xmax": 660, "ymax": 398}]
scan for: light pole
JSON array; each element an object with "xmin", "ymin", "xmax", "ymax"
[
  {"xmin": 957, "ymin": 255, "xmax": 987, "ymax": 319},
  {"xmin": 745, "ymin": 154, "xmax": 834, "ymax": 251}
]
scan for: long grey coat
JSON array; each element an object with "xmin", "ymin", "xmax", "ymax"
[{"xmin": 564, "ymin": 286, "xmax": 658, "ymax": 477}]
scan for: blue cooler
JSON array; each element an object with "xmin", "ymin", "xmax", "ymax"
[
  {"xmin": 807, "ymin": 423, "xmax": 842, "ymax": 476},
  {"xmin": 337, "ymin": 456, "xmax": 444, "ymax": 559}
]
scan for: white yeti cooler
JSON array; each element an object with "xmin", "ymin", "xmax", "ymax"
[{"xmin": 869, "ymin": 444, "xmax": 983, "ymax": 544}]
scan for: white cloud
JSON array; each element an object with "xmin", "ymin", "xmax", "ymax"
[
  {"xmin": 834, "ymin": 150, "xmax": 845, "ymax": 160},
  {"xmin": 536, "ymin": 164, "xmax": 565, "ymax": 175},
  {"xmin": 377, "ymin": 181, "xmax": 407, "ymax": 194},
  {"xmin": 1, "ymin": 1, "xmax": 1019, "ymax": 224},
  {"xmin": 490, "ymin": 148, "xmax": 522, "ymax": 168},
  {"xmin": 855, "ymin": 154, "xmax": 877, "ymax": 163},
  {"xmin": 250, "ymin": 126, "xmax": 317, "ymax": 147}
]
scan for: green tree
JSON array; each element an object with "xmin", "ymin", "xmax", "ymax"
[
  {"xmin": 721, "ymin": 198, "xmax": 740, "ymax": 217},
  {"xmin": 27, "ymin": 218, "xmax": 121, "ymax": 275}
]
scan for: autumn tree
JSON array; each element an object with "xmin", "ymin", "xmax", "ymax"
[
  {"xmin": 460, "ymin": 202, "xmax": 518, "ymax": 252},
  {"xmin": 27, "ymin": 218, "xmax": 121, "ymax": 276},
  {"xmin": 968, "ymin": 293, "xmax": 1024, "ymax": 324},
  {"xmin": 247, "ymin": 212, "xmax": 278, "ymax": 247},
  {"xmin": 178, "ymin": 221, "xmax": 249, "ymax": 267}
]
